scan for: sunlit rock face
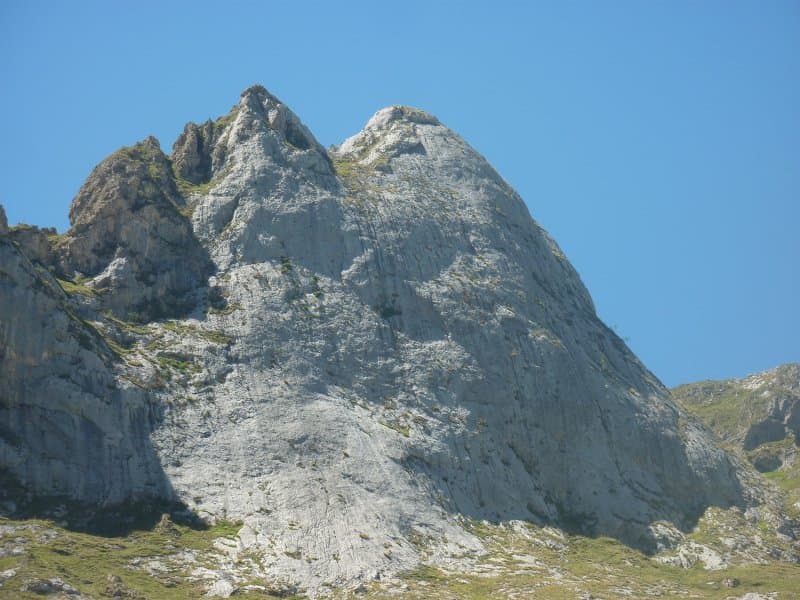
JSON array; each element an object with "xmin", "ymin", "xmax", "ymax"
[{"xmin": 0, "ymin": 86, "xmax": 754, "ymax": 594}]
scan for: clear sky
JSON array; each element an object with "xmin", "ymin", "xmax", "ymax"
[{"xmin": 1, "ymin": 1, "xmax": 797, "ymax": 387}]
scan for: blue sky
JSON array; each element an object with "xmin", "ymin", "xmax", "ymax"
[{"xmin": 1, "ymin": 1, "xmax": 797, "ymax": 387}]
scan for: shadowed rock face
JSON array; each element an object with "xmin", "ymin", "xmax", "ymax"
[
  {"xmin": 172, "ymin": 121, "xmax": 219, "ymax": 185},
  {"xmin": 57, "ymin": 137, "xmax": 213, "ymax": 321},
  {"xmin": 0, "ymin": 235, "xmax": 172, "ymax": 506},
  {"xmin": 0, "ymin": 87, "xmax": 760, "ymax": 594}
]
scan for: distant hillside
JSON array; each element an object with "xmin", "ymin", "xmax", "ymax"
[{"xmin": 673, "ymin": 364, "xmax": 800, "ymax": 513}]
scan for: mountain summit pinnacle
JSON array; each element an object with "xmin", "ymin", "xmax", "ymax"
[
  {"xmin": 236, "ymin": 83, "xmax": 328, "ymax": 157},
  {"xmin": 0, "ymin": 84, "xmax": 772, "ymax": 596}
]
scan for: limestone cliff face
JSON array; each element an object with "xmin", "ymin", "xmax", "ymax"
[
  {"xmin": 0, "ymin": 86, "xmax": 763, "ymax": 593},
  {"xmin": 0, "ymin": 233, "xmax": 170, "ymax": 506}
]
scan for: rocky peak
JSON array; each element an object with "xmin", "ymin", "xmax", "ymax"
[
  {"xmin": 332, "ymin": 103, "xmax": 596, "ymax": 318},
  {"xmin": 334, "ymin": 105, "xmax": 440, "ymax": 167},
  {"xmin": 4, "ymin": 224, "xmax": 57, "ymax": 267},
  {"xmin": 68, "ymin": 136, "xmax": 180, "ymax": 230},
  {"xmin": 0, "ymin": 208, "xmax": 56, "ymax": 269},
  {"xmin": 171, "ymin": 120, "xmax": 219, "ymax": 185},
  {"xmin": 365, "ymin": 104, "xmax": 441, "ymax": 129},
  {"xmin": 235, "ymin": 84, "xmax": 329, "ymax": 161},
  {"xmin": 57, "ymin": 136, "xmax": 212, "ymax": 320},
  {"xmin": 334, "ymin": 103, "xmax": 504, "ymax": 193}
]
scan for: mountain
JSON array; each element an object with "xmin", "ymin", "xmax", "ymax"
[
  {"xmin": 0, "ymin": 85, "xmax": 797, "ymax": 597},
  {"xmin": 674, "ymin": 364, "xmax": 800, "ymax": 514}
]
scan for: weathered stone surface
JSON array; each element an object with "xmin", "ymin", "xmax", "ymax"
[
  {"xmin": 205, "ymin": 578, "xmax": 236, "ymax": 597},
  {"xmin": 0, "ymin": 205, "xmax": 7, "ymax": 235},
  {"xmin": 56, "ymin": 137, "xmax": 213, "ymax": 321},
  {"xmin": 171, "ymin": 119, "xmax": 229, "ymax": 185},
  {"xmin": 0, "ymin": 85, "xmax": 772, "ymax": 595},
  {"xmin": 148, "ymin": 89, "xmax": 752, "ymax": 592},
  {"xmin": 19, "ymin": 576, "xmax": 94, "ymax": 598},
  {"xmin": 0, "ymin": 236, "xmax": 172, "ymax": 505},
  {"xmin": 4, "ymin": 224, "xmax": 58, "ymax": 268}
]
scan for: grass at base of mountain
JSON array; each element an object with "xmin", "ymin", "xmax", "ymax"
[
  {"xmin": 0, "ymin": 516, "xmax": 297, "ymax": 599},
  {"xmin": 385, "ymin": 560, "xmax": 800, "ymax": 600},
  {"xmin": 3, "ymin": 511, "xmax": 800, "ymax": 599},
  {"xmin": 366, "ymin": 518, "xmax": 800, "ymax": 600}
]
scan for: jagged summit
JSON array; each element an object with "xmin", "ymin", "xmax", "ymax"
[
  {"xmin": 235, "ymin": 83, "xmax": 328, "ymax": 159},
  {"xmin": 240, "ymin": 82, "xmax": 277, "ymax": 102},
  {"xmin": 0, "ymin": 84, "xmax": 785, "ymax": 596}
]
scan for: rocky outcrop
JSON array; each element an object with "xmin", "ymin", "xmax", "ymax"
[
  {"xmin": 0, "ymin": 236, "xmax": 172, "ymax": 506},
  {"xmin": 171, "ymin": 119, "xmax": 228, "ymax": 185},
  {"xmin": 674, "ymin": 365, "xmax": 800, "ymax": 477},
  {"xmin": 4, "ymin": 224, "xmax": 57, "ymax": 268},
  {"xmin": 56, "ymin": 137, "xmax": 212, "ymax": 321},
  {"xmin": 0, "ymin": 205, "xmax": 7, "ymax": 235},
  {"xmin": 0, "ymin": 85, "xmax": 771, "ymax": 594}
]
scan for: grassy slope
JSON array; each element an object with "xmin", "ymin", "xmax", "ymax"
[
  {"xmin": 2, "ymin": 513, "xmax": 799, "ymax": 599},
  {"xmin": 672, "ymin": 364, "xmax": 800, "ymax": 514},
  {"xmin": 0, "ymin": 516, "xmax": 311, "ymax": 599}
]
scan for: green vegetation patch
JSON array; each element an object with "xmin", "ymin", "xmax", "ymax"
[
  {"xmin": 367, "ymin": 520, "xmax": 800, "ymax": 599},
  {"xmin": 46, "ymin": 232, "xmax": 67, "ymax": 248},
  {"xmin": 214, "ymin": 105, "xmax": 239, "ymax": 131},
  {"xmin": 331, "ymin": 147, "xmax": 389, "ymax": 196},
  {"xmin": 672, "ymin": 381, "xmax": 771, "ymax": 445},
  {"xmin": 56, "ymin": 277, "xmax": 97, "ymax": 298},
  {"xmin": 161, "ymin": 320, "xmax": 234, "ymax": 345},
  {"xmin": 208, "ymin": 302, "xmax": 242, "ymax": 316},
  {"xmin": 3, "ymin": 512, "xmax": 800, "ymax": 599},
  {"xmin": 379, "ymin": 420, "xmax": 410, "ymax": 438},
  {"xmin": 155, "ymin": 352, "xmax": 200, "ymax": 374},
  {"xmin": 103, "ymin": 312, "xmax": 150, "ymax": 335},
  {"xmin": 174, "ymin": 176, "xmax": 216, "ymax": 200},
  {"xmin": 0, "ymin": 516, "xmax": 274, "ymax": 600}
]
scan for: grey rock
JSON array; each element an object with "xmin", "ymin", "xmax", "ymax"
[
  {"xmin": 747, "ymin": 388, "xmax": 800, "ymax": 452},
  {"xmin": 56, "ymin": 136, "xmax": 213, "ymax": 321},
  {"xmin": 723, "ymin": 577, "xmax": 741, "ymax": 587},
  {"xmin": 0, "ymin": 204, "xmax": 7, "ymax": 235},
  {"xmin": 205, "ymin": 578, "xmax": 236, "ymax": 597},
  {"xmin": 156, "ymin": 91, "xmax": 749, "ymax": 591},
  {"xmin": 0, "ymin": 236, "xmax": 172, "ymax": 505},
  {"xmin": 21, "ymin": 577, "xmax": 82, "ymax": 595},
  {"xmin": 171, "ymin": 118, "xmax": 228, "ymax": 185},
  {"xmin": 0, "ymin": 85, "xmax": 765, "ymax": 594},
  {"xmin": 4, "ymin": 224, "xmax": 57, "ymax": 267}
]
